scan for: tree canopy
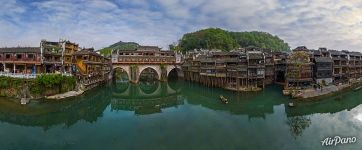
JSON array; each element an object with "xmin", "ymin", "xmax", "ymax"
[
  {"xmin": 179, "ymin": 28, "xmax": 238, "ymax": 52},
  {"xmin": 176, "ymin": 28, "xmax": 290, "ymax": 53},
  {"xmin": 229, "ymin": 31, "xmax": 290, "ymax": 52}
]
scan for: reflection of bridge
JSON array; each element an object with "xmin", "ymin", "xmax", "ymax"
[
  {"xmin": 111, "ymin": 82, "xmax": 183, "ymax": 115},
  {"xmin": 113, "ymin": 81, "xmax": 181, "ymax": 97},
  {"xmin": 111, "ymin": 46, "xmax": 183, "ymax": 83}
]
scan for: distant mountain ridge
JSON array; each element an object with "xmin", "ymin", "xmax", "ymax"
[{"xmin": 108, "ymin": 41, "xmax": 139, "ymax": 50}]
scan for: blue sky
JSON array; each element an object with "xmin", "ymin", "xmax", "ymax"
[{"xmin": 1, "ymin": 0, "xmax": 362, "ymax": 51}]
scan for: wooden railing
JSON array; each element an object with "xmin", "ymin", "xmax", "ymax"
[
  {"xmin": 0, "ymin": 57, "xmax": 41, "ymax": 62},
  {"xmin": 0, "ymin": 72, "xmax": 73, "ymax": 79},
  {"xmin": 0, "ymin": 72, "xmax": 37, "ymax": 79}
]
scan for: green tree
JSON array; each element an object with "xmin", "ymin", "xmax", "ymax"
[
  {"xmin": 229, "ymin": 31, "xmax": 290, "ymax": 52},
  {"xmin": 179, "ymin": 28, "xmax": 238, "ymax": 52},
  {"xmin": 169, "ymin": 42, "xmax": 181, "ymax": 52},
  {"xmin": 176, "ymin": 28, "xmax": 291, "ymax": 53},
  {"xmin": 99, "ymin": 47, "xmax": 112, "ymax": 56}
]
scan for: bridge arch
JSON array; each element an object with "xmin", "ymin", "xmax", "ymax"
[
  {"xmin": 139, "ymin": 81, "xmax": 160, "ymax": 95},
  {"xmin": 114, "ymin": 81, "xmax": 130, "ymax": 93},
  {"xmin": 138, "ymin": 65, "xmax": 161, "ymax": 81},
  {"xmin": 113, "ymin": 65, "xmax": 131, "ymax": 81},
  {"xmin": 167, "ymin": 65, "xmax": 184, "ymax": 78}
]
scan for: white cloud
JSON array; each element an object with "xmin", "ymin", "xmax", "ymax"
[
  {"xmin": 1, "ymin": 0, "xmax": 362, "ymax": 51},
  {"xmin": 0, "ymin": 0, "xmax": 25, "ymax": 17}
]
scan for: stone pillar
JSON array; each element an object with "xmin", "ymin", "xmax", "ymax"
[
  {"xmin": 161, "ymin": 67, "xmax": 167, "ymax": 82},
  {"xmin": 13, "ymin": 63, "xmax": 16, "ymax": 74},
  {"xmin": 129, "ymin": 66, "xmax": 138, "ymax": 84}
]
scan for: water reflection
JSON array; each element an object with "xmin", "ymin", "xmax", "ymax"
[
  {"xmin": 181, "ymin": 83, "xmax": 289, "ymax": 119},
  {"xmin": 0, "ymin": 79, "xmax": 361, "ymax": 142},
  {"xmin": 355, "ymin": 113, "xmax": 362, "ymax": 122},
  {"xmin": 177, "ymin": 81, "xmax": 362, "ymax": 139},
  {"xmin": 0, "ymin": 85, "xmax": 112, "ymax": 129},
  {"xmin": 286, "ymin": 116, "xmax": 312, "ymax": 138},
  {"xmin": 285, "ymin": 91, "xmax": 362, "ymax": 117},
  {"xmin": 139, "ymin": 81, "xmax": 159, "ymax": 94},
  {"xmin": 283, "ymin": 89, "xmax": 362, "ymax": 138},
  {"xmin": 111, "ymin": 81, "xmax": 183, "ymax": 115}
]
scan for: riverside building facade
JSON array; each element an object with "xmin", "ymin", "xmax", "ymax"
[
  {"xmin": 183, "ymin": 46, "xmax": 362, "ymax": 92},
  {"xmin": 2, "ymin": 40, "xmax": 362, "ymax": 94},
  {"xmin": 40, "ymin": 40, "xmax": 79, "ymax": 74},
  {"xmin": 0, "ymin": 47, "xmax": 42, "ymax": 75},
  {"xmin": 0, "ymin": 40, "xmax": 112, "ymax": 83},
  {"xmin": 183, "ymin": 48, "xmax": 269, "ymax": 91}
]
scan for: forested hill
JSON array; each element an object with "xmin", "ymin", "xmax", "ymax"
[
  {"xmin": 99, "ymin": 41, "xmax": 139, "ymax": 56},
  {"xmin": 176, "ymin": 28, "xmax": 290, "ymax": 52}
]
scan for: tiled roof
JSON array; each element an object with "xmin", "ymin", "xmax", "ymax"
[
  {"xmin": 211, "ymin": 51, "xmax": 240, "ymax": 56},
  {"xmin": 247, "ymin": 51, "xmax": 264, "ymax": 59},
  {"xmin": 137, "ymin": 46, "xmax": 161, "ymax": 51},
  {"xmin": 348, "ymin": 52, "xmax": 362, "ymax": 56},
  {"xmin": 314, "ymin": 57, "xmax": 332, "ymax": 63},
  {"xmin": 310, "ymin": 50, "xmax": 321, "ymax": 55},
  {"xmin": 318, "ymin": 47, "xmax": 327, "ymax": 51},
  {"xmin": 74, "ymin": 49, "xmax": 102, "ymax": 57},
  {"xmin": 328, "ymin": 50, "xmax": 341, "ymax": 55},
  {"xmin": 294, "ymin": 46, "xmax": 308, "ymax": 51},
  {"xmin": 0, "ymin": 47, "xmax": 40, "ymax": 53}
]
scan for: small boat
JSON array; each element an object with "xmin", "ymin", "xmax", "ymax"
[
  {"xmin": 288, "ymin": 102, "xmax": 295, "ymax": 107},
  {"xmin": 354, "ymin": 86, "xmax": 361, "ymax": 91},
  {"xmin": 219, "ymin": 95, "xmax": 228, "ymax": 104}
]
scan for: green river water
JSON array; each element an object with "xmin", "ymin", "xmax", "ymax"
[{"xmin": 0, "ymin": 80, "xmax": 361, "ymax": 150}]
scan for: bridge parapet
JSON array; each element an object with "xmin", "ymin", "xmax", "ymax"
[
  {"xmin": 113, "ymin": 57, "xmax": 176, "ymax": 64},
  {"xmin": 112, "ymin": 50, "xmax": 177, "ymax": 65}
]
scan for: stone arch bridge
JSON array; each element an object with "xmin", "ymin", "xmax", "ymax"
[
  {"xmin": 111, "ymin": 49, "xmax": 183, "ymax": 83},
  {"xmin": 112, "ymin": 64, "xmax": 183, "ymax": 83}
]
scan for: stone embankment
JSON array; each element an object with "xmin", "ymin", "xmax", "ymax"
[
  {"xmin": 45, "ymin": 90, "xmax": 84, "ymax": 100},
  {"xmin": 283, "ymin": 81, "xmax": 362, "ymax": 100}
]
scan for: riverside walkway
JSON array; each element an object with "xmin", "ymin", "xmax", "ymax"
[{"xmin": 297, "ymin": 84, "xmax": 353, "ymax": 99}]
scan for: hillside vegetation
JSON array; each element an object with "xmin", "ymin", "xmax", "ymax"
[{"xmin": 176, "ymin": 28, "xmax": 290, "ymax": 52}]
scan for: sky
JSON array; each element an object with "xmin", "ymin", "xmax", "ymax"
[{"xmin": 1, "ymin": 0, "xmax": 362, "ymax": 51}]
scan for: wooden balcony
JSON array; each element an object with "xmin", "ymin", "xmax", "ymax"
[
  {"xmin": 248, "ymin": 64, "xmax": 265, "ymax": 68},
  {"xmin": 0, "ymin": 57, "xmax": 41, "ymax": 64},
  {"xmin": 215, "ymin": 73, "xmax": 226, "ymax": 77},
  {"xmin": 248, "ymin": 74, "xmax": 265, "ymax": 78},
  {"xmin": 227, "ymin": 73, "xmax": 247, "ymax": 78},
  {"xmin": 43, "ymin": 58, "xmax": 62, "ymax": 64}
]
